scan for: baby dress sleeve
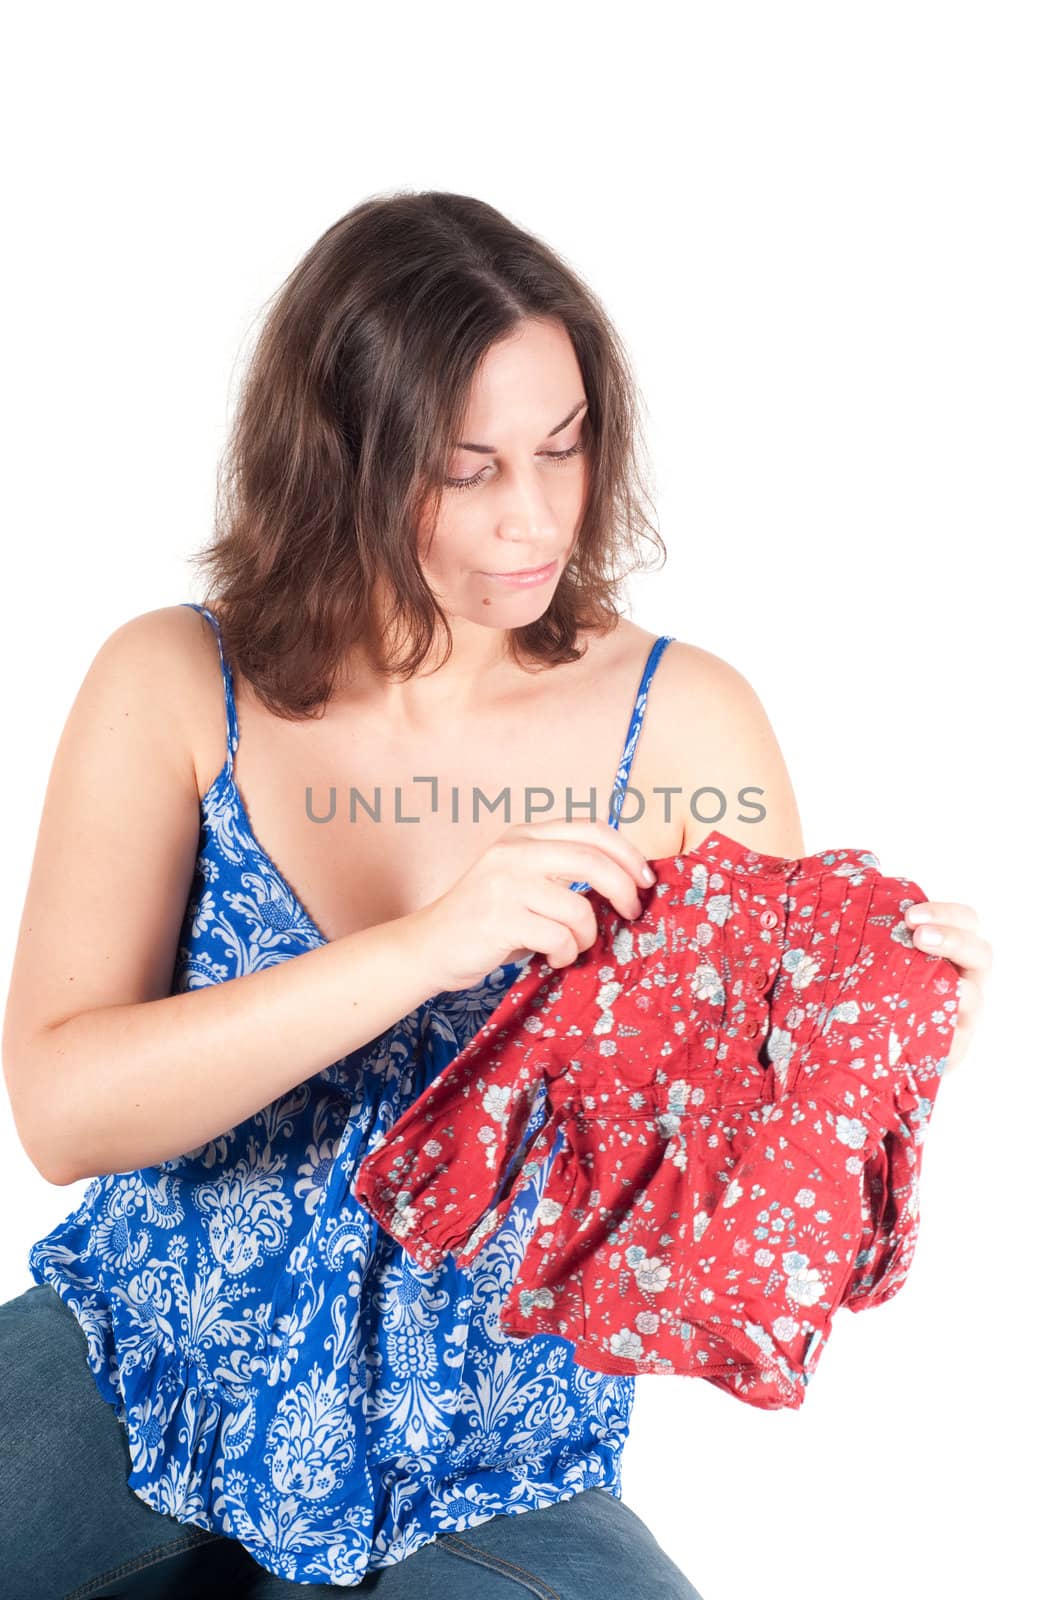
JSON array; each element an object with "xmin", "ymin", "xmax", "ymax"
[
  {"xmin": 352, "ymin": 955, "xmax": 597, "ymax": 1271},
  {"xmin": 842, "ymin": 948, "xmax": 961, "ymax": 1312},
  {"xmin": 680, "ymin": 941, "xmax": 961, "ymax": 1410}
]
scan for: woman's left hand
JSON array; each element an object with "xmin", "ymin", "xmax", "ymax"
[{"xmin": 904, "ymin": 901, "xmax": 992, "ymax": 1073}]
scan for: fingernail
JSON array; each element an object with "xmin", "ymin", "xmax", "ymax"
[
  {"xmin": 906, "ymin": 907, "xmax": 932, "ymax": 924},
  {"xmin": 915, "ymin": 926, "xmax": 942, "ymax": 946},
  {"xmin": 641, "ymin": 864, "xmax": 656, "ymax": 885}
]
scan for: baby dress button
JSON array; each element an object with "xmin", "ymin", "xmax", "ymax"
[
  {"xmin": 749, "ymin": 963, "xmax": 771, "ymax": 992},
  {"xmin": 759, "ymin": 909, "xmax": 779, "ymax": 929},
  {"xmin": 896, "ymin": 1082, "xmax": 920, "ymax": 1113},
  {"xmin": 739, "ymin": 1017, "xmax": 761, "ymax": 1040}
]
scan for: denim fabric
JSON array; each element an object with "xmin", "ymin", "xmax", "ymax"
[{"xmin": 0, "ymin": 1283, "xmax": 704, "ymax": 1598}]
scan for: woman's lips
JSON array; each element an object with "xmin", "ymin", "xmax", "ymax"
[{"xmin": 478, "ymin": 558, "xmax": 558, "ymax": 588}]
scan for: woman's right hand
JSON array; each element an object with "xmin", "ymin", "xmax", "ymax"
[{"xmin": 410, "ymin": 818, "xmax": 659, "ymax": 994}]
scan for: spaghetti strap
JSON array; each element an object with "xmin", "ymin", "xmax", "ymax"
[
  {"xmin": 181, "ymin": 601, "xmax": 240, "ymax": 770},
  {"xmin": 609, "ymin": 634, "xmax": 675, "ymax": 826},
  {"xmin": 568, "ymin": 633, "xmax": 676, "ymax": 894}
]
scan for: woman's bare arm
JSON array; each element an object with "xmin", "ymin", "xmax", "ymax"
[{"xmin": 1, "ymin": 611, "xmax": 451, "ymax": 1186}]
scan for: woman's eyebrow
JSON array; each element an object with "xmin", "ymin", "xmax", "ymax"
[{"xmin": 455, "ymin": 398, "xmax": 588, "ymax": 454}]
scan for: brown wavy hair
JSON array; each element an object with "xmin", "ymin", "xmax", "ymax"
[{"xmin": 188, "ymin": 189, "xmax": 665, "ymax": 719}]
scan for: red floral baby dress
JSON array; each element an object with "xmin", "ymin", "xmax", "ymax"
[{"xmin": 353, "ymin": 832, "xmax": 961, "ymax": 1410}]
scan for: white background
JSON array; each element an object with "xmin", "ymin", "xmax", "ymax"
[{"xmin": 1, "ymin": 2, "xmax": 1058, "ymax": 1595}]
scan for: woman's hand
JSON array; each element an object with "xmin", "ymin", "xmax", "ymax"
[
  {"xmin": 410, "ymin": 819, "xmax": 657, "ymax": 994},
  {"xmin": 904, "ymin": 900, "xmax": 992, "ymax": 1073}
]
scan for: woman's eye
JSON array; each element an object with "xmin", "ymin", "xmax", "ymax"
[{"xmin": 444, "ymin": 438, "xmax": 586, "ymax": 493}]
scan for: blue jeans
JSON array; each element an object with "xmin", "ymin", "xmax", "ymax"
[{"xmin": 0, "ymin": 1283, "xmax": 705, "ymax": 1598}]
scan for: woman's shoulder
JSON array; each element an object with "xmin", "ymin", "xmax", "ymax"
[
  {"xmin": 606, "ymin": 626, "xmax": 804, "ymax": 857},
  {"xmin": 580, "ymin": 618, "xmax": 741, "ymax": 687},
  {"xmin": 588, "ymin": 622, "xmax": 752, "ymax": 730},
  {"xmin": 86, "ymin": 604, "xmax": 232, "ymax": 804}
]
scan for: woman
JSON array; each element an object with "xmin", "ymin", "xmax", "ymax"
[{"xmin": 0, "ymin": 192, "xmax": 991, "ymax": 1598}]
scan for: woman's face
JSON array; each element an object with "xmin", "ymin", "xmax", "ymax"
[{"xmin": 417, "ymin": 317, "xmax": 589, "ymax": 628}]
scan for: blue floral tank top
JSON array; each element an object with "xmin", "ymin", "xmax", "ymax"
[{"xmin": 27, "ymin": 603, "xmax": 677, "ymax": 1587}]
